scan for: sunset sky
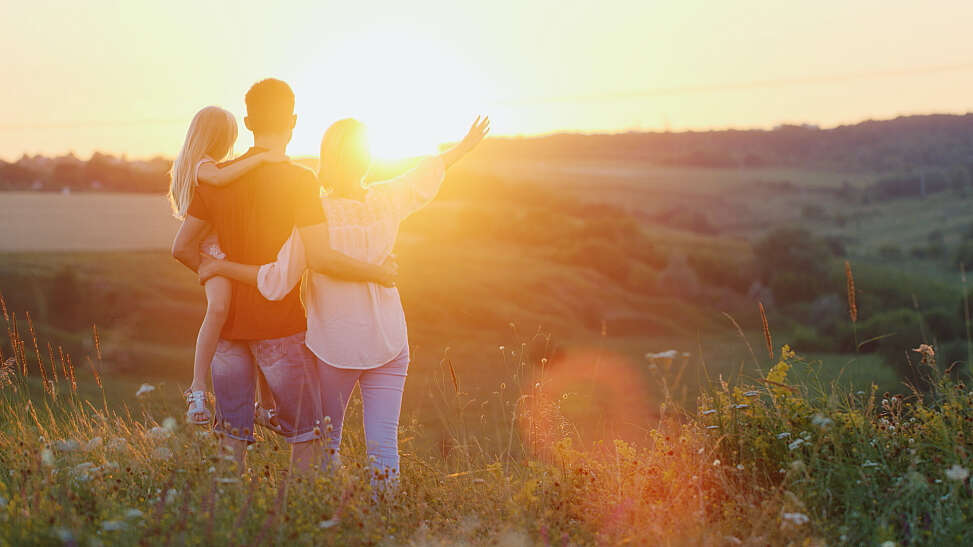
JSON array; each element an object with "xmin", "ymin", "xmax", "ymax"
[{"xmin": 2, "ymin": 1, "xmax": 973, "ymax": 160}]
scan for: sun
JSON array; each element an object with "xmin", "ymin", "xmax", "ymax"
[{"xmin": 289, "ymin": 26, "xmax": 491, "ymax": 161}]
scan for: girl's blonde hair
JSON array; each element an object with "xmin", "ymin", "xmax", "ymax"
[
  {"xmin": 318, "ymin": 118, "xmax": 370, "ymax": 195},
  {"xmin": 168, "ymin": 106, "xmax": 238, "ymax": 219}
]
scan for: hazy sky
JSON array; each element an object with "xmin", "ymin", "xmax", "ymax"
[{"xmin": 2, "ymin": 1, "xmax": 973, "ymax": 159}]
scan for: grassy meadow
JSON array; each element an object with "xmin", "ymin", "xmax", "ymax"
[{"xmin": 3, "ymin": 127, "xmax": 973, "ymax": 543}]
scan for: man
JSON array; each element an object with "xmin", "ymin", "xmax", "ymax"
[{"xmin": 171, "ymin": 78, "xmax": 394, "ymax": 470}]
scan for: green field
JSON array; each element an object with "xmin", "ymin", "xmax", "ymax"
[{"xmin": 3, "ymin": 148, "xmax": 972, "ymax": 543}]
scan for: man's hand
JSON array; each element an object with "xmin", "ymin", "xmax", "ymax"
[
  {"xmin": 378, "ymin": 254, "xmax": 399, "ymax": 288},
  {"xmin": 198, "ymin": 255, "xmax": 222, "ymax": 284}
]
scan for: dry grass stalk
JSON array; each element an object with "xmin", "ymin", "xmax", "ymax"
[
  {"xmin": 758, "ymin": 302, "xmax": 773, "ymax": 360},
  {"xmin": 845, "ymin": 260, "xmax": 858, "ymax": 323}
]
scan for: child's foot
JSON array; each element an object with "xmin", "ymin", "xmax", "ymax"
[
  {"xmin": 254, "ymin": 403, "xmax": 282, "ymax": 433},
  {"xmin": 185, "ymin": 390, "xmax": 211, "ymax": 425}
]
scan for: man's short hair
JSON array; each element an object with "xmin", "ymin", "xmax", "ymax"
[{"xmin": 245, "ymin": 79, "xmax": 295, "ymax": 134}]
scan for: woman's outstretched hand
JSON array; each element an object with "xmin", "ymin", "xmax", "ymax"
[
  {"xmin": 459, "ymin": 116, "xmax": 490, "ymax": 154},
  {"xmin": 441, "ymin": 116, "xmax": 490, "ymax": 168}
]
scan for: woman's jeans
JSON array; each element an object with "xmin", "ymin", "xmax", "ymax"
[{"xmin": 318, "ymin": 346, "xmax": 409, "ymax": 491}]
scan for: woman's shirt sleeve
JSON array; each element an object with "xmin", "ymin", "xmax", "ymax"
[
  {"xmin": 371, "ymin": 156, "xmax": 446, "ymax": 222},
  {"xmin": 257, "ymin": 227, "xmax": 307, "ymax": 301}
]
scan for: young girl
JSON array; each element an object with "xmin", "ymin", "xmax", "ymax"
[
  {"xmin": 199, "ymin": 116, "xmax": 489, "ymax": 491},
  {"xmin": 168, "ymin": 105, "xmax": 283, "ymax": 425}
]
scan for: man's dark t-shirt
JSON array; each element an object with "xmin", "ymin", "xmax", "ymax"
[{"xmin": 186, "ymin": 148, "xmax": 324, "ymax": 340}]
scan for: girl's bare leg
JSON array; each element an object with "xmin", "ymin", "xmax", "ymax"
[{"xmin": 191, "ymin": 276, "xmax": 231, "ymax": 393}]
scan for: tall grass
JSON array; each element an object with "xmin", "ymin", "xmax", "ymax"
[{"xmin": 0, "ymin": 288, "xmax": 971, "ymax": 545}]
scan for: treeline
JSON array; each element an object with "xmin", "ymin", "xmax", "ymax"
[
  {"xmin": 0, "ymin": 152, "xmax": 170, "ymax": 193},
  {"xmin": 475, "ymin": 113, "xmax": 973, "ymax": 172}
]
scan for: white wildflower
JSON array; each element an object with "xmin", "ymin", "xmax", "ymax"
[
  {"xmin": 108, "ymin": 437, "xmax": 127, "ymax": 451},
  {"xmin": 41, "ymin": 448, "xmax": 55, "ymax": 466},
  {"xmin": 811, "ymin": 414, "xmax": 833, "ymax": 429},
  {"xmin": 743, "ymin": 391, "xmax": 759, "ymax": 397},
  {"xmin": 701, "ymin": 409, "xmax": 717, "ymax": 416},
  {"xmin": 733, "ymin": 404, "xmax": 750, "ymax": 410},
  {"xmin": 215, "ymin": 477, "xmax": 240, "ymax": 484},
  {"xmin": 135, "ymin": 383, "xmax": 155, "ymax": 397},
  {"xmin": 101, "ymin": 520, "xmax": 127, "ymax": 531},
  {"xmin": 162, "ymin": 417, "xmax": 178, "ymax": 431},
  {"xmin": 85, "ymin": 436, "xmax": 103, "ymax": 452},
  {"xmin": 945, "ymin": 464, "xmax": 969, "ymax": 482},
  {"xmin": 124, "ymin": 509, "xmax": 143, "ymax": 519},
  {"xmin": 55, "ymin": 439, "xmax": 80, "ymax": 452},
  {"xmin": 736, "ymin": 464, "xmax": 745, "ymax": 471},
  {"xmin": 706, "ymin": 425, "xmax": 719, "ymax": 430},
  {"xmin": 881, "ymin": 542, "xmax": 896, "ymax": 547},
  {"xmin": 788, "ymin": 439, "xmax": 805, "ymax": 451},
  {"xmin": 862, "ymin": 460, "xmax": 880, "ymax": 468},
  {"xmin": 777, "ymin": 432, "xmax": 791, "ymax": 439},
  {"xmin": 781, "ymin": 512, "xmax": 810, "ymax": 526},
  {"xmin": 148, "ymin": 426, "xmax": 172, "ymax": 440},
  {"xmin": 712, "ymin": 459, "xmax": 721, "ymax": 467},
  {"xmin": 319, "ymin": 518, "xmax": 340, "ymax": 529}
]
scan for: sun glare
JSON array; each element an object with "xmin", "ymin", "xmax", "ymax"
[{"xmin": 289, "ymin": 26, "xmax": 491, "ymax": 161}]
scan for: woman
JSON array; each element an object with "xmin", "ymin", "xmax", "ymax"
[{"xmin": 199, "ymin": 116, "xmax": 489, "ymax": 491}]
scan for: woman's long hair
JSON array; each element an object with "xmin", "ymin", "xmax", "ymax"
[
  {"xmin": 318, "ymin": 118, "xmax": 370, "ymax": 195},
  {"xmin": 168, "ymin": 106, "xmax": 238, "ymax": 219}
]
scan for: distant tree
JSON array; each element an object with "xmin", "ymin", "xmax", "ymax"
[{"xmin": 753, "ymin": 228, "xmax": 833, "ymax": 303}]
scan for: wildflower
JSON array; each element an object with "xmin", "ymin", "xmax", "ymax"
[
  {"xmin": 165, "ymin": 489, "xmax": 178, "ymax": 505},
  {"xmin": 208, "ymin": 466, "xmax": 216, "ymax": 473},
  {"xmin": 54, "ymin": 528, "xmax": 74, "ymax": 543},
  {"xmin": 108, "ymin": 437, "xmax": 127, "ymax": 451},
  {"xmin": 646, "ymin": 350, "xmax": 678, "ymax": 360},
  {"xmin": 701, "ymin": 409, "xmax": 717, "ymax": 415},
  {"xmin": 862, "ymin": 460, "xmax": 880, "ymax": 468},
  {"xmin": 148, "ymin": 426, "xmax": 172, "ymax": 440},
  {"xmin": 743, "ymin": 391, "xmax": 759, "ymax": 397},
  {"xmin": 811, "ymin": 414, "xmax": 833, "ymax": 429},
  {"xmin": 712, "ymin": 459, "xmax": 721, "ymax": 467},
  {"xmin": 41, "ymin": 448, "xmax": 55, "ymax": 466},
  {"xmin": 162, "ymin": 417, "xmax": 178, "ymax": 431},
  {"xmin": 912, "ymin": 344, "xmax": 935, "ymax": 358},
  {"xmin": 776, "ymin": 432, "xmax": 791, "ymax": 439},
  {"xmin": 55, "ymin": 439, "xmax": 80, "ymax": 452},
  {"xmin": 788, "ymin": 439, "xmax": 805, "ymax": 451},
  {"xmin": 736, "ymin": 464, "xmax": 745, "ymax": 471},
  {"xmin": 319, "ymin": 518, "xmax": 340, "ymax": 529},
  {"xmin": 706, "ymin": 425, "xmax": 719, "ymax": 430},
  {"xmin": 945, "ymin": 464, "xmax": 969, "ymax": 482},
  {"xmin": 85, "ymin": 437, "xmax": 103, "ymax": 451},
  {"xmin": 781, "ymin": 512, "xmax": 810, "ymax": 526},
  {"xmin": 880, "ymin": 542, "xmax": 896, "ymax": 547},
  {"xmin": 215, "ymin": 477, "xmax": 240, "ymax": 484},
  {"xmin": 124, "ymin": 509, "xmax": 143, "ymax": 519},
  {"xmin": 101, "ymin": 520, "xmax": 127, "ymax": 531},
  {"xmin": 733, "ymin": 404, "xmax": 750, "ymax": 410},
  {"xmin": 135, "ymin": 383, "xmax": 155, "ymax": 397},
  {"xmin": 71, "ymin": 462, "xmax": 95, "ymax": 481}
]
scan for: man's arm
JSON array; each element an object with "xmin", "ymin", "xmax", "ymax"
[
  {"xmin": 299, "ymin": 222, "xmax": 397, "ymax": 286},
  {"xmin": 171, "ymin": 215, "xmax": 210, "ymax": 272}
]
